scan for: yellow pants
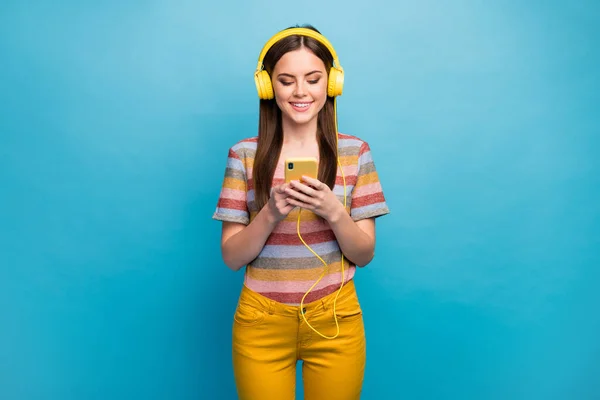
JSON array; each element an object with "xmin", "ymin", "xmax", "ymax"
[{"xmin": 231, "ymin": 279, "xmax": 366, "ymax": 400}]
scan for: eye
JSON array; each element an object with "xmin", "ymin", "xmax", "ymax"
[
  {"xmin": 308, "ymin": 79, "xmax": 320, "ymax": 84},
  {"xmin": 279, "ymin": 81, "xmax": 293, "ymax": 86}
]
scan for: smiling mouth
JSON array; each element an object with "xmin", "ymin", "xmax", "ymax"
[{"xmin": 290, "ymin": 102, "xmax": 312, "ymax": 111}]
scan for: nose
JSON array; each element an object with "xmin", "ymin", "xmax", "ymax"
[{"xmin": 293, "ymin": 81, "xmax": 307, "ymax": 97}]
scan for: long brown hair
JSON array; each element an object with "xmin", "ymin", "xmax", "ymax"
[{"xmin": 253, "ymin": 25, "xmax": 338, "ymax": 211}]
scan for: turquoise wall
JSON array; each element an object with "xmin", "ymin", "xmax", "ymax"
[{"xmin": 1, "ymin": 1, "xmax": 598, "ymax": 399}]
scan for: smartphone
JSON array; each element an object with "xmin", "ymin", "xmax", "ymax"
[{"xmin": 285, "ymin": 157, "xmax": 318, "ymax": 183}]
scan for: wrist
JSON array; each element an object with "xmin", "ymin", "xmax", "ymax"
[
  {"xmin": 262, "ymin": 202, "xmax": 281, "ymax": 226},
  {"xmin": 326, "ymin": 203, "xmax": 347, "ymax": 225}
]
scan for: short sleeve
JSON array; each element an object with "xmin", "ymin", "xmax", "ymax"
[
  {"xmin": 350, "ymin": 141, "xmax": 390, "ymax": 221},
  {"xmin": 212, "ymin": 146, "xmax": 250, "ymax": 225}
]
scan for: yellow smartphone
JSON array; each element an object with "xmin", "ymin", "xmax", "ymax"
[{"xmin": 285, "ymin": 157, "xmax": 318, "ymax": 183}]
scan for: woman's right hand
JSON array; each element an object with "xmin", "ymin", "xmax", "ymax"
[
  {"xmin": 221, "ymin": 183, "xmax": 295, "ymax": 271},
  {"xmin": 267, "ymin": 183, "xmax": 295, "ymax": 223}
]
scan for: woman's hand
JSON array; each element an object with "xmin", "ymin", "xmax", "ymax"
[
  {"xmin": 221, "ymin": 183, "xmax": 295, "ymax": 271},
  {"xmin": 283, "ymin": 176, "xmax": 377, "ymax": 267},
  {"xmin": 266, "ymin": 183, "xmax": 296, "ymax": 223},
  {"xmin": 284, "ymin": 176, "xmax": 345, "ymax": 223}
]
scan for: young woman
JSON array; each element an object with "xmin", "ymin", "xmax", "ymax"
[{"xmin": 213, "ymin": 24, "xmax": 390, "ymax": 400}]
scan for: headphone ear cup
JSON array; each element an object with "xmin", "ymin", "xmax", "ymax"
[
  {"xmin": 327, "ymin": 67, "xmax": 344, "ymax": 97},
  {"xmin": 255, "ymin": 70, "xmax": 274, "ymax": 100}
]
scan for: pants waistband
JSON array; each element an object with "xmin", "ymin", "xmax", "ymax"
[{"xmin": 238, "ymin": 279, "xmax": 357, "ymax": 317}]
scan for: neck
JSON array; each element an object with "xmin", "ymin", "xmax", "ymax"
[{"xmin": 281, "ymin": 118, "xmax": 318, "ymax": 147}]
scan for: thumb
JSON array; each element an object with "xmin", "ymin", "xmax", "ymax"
[{"xmin": 276, "ymin": 184, "xmax": 287, "ymax": 193}]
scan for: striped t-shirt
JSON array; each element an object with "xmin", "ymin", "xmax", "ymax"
[{"xmin": 212, "ymin": 133, "xmax": 390, "ymax": 304}]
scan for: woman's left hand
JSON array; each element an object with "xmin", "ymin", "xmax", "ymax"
[{"xmin": 284, "ymin": 176, "xmax": 345, "ymax": 222}]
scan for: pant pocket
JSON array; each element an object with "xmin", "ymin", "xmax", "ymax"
[
  {"xmin": 234, "ymin": 302, "xmax": 266, "ymax": 327},
  {"xmin": 334, "ymin": 298, "xmax": 363, "ymax": 322}
]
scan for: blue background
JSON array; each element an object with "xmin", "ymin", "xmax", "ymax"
[{"xmin": 1, "ymin": 1, "xmax": 599, "ymax": 399}]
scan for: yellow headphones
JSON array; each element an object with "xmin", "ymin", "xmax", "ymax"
[
  {"xmin": 254, "ymin": 27, "xmax": 348, "ymax": 340},
  {"xmin": 254, "ymin": 27, "xmax": 344, "ymax": 100}
]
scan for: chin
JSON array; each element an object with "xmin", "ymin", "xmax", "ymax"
[
  {"xmin": 285, "ymin": 108, "xmax": 321, "ymax": 125},
  {"xmin": 286, "ymin": 114, "xmax": 318, "ymax": 126}
]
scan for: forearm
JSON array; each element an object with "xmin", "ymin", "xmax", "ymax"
[
  {"xmin": 328, "ymin": 208, "xmax": 375, "ymax": 267},
  {"xmin": 222, "ymin": 206, "xmax": 279, "ymax": 271}
]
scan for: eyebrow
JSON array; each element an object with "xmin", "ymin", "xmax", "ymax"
[{"xmin": 277, "ymin": 70, "xmax": 323, "ymax": 78}]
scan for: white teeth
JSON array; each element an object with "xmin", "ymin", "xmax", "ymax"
[{"xmin": 292, "ymin": 103, "xmax": 310, "ymax": 108}]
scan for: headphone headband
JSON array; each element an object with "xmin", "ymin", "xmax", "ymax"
[{"xmin": 255, "ymin": 28, "xmax": 340, "ymax": 72}]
